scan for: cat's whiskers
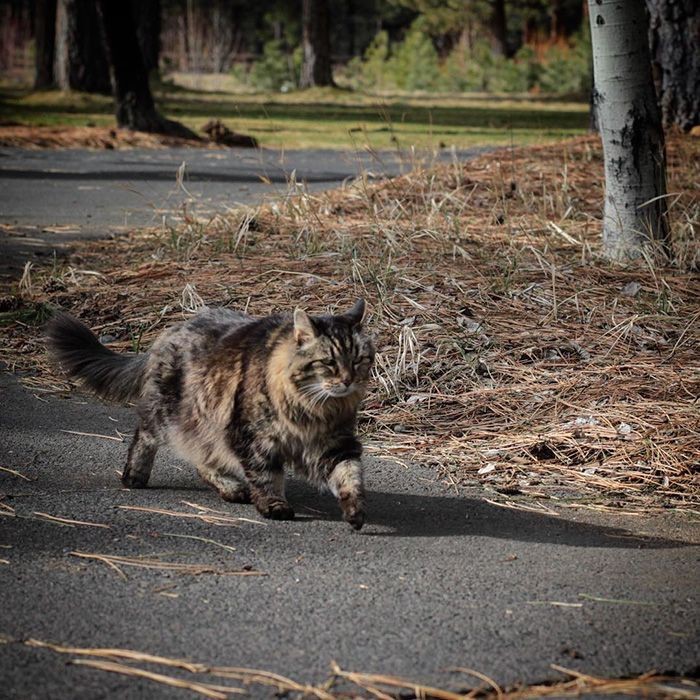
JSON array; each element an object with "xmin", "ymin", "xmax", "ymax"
[{"xmin": 299, "ymin": 383, "xmax": 331, "ymax": 412}]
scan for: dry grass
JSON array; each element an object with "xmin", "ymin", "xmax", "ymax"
[
  {"xmin": 118, "ymin": 501, "xmax": 267, "ymax": 527},
  {"xmin": 1, "ymin": 134, "xmax": 698, "ymax": 511},
  {"xmin": 19, "ymin": 637, "xmax": 700, "ymax": 699},
  {"xmin": 32, "ymin": 511, "xmax": 111, "ymax": 529},
  {"xmin": 69, "ymin": 550, "xmax": 267, "ymax": 580}
]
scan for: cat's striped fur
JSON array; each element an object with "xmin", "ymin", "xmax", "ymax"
[{"xmin": 46, "ymin": 299, "xmax": 374, "ymax": 529}]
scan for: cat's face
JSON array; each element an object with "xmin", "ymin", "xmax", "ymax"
[{"xmin": 289, "ymin": 299, "xmax": 375, "ymax": 403}]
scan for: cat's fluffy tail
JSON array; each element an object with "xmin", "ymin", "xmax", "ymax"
[{"xmin": 46, "ymin": 312, "xmax": 147, "ymax": 403}]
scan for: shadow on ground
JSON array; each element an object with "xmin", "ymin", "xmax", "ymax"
[{"xmin": 286, "ymin": 480, "xmax": 694, "ymax": 548}]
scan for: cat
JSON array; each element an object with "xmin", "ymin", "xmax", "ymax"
[{"xmin": 46, "ymin": 299, "xmax": 374, "ymax": 529}]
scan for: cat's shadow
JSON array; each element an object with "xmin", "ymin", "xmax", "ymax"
[{"xmin": 285, "ymin": 480, "xmax": 693, "ymax": 550}]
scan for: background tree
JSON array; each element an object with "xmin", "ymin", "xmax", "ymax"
[
  {"xmin": 96, "ymin": 0, "xmax": 196, "ymax": 138},
  {"xmin": 131, "ymin": 0, "xmax": 161, "ymax": 78},
  {"xmin": 33, "ymin": 0, "xmax": 56, "ymax": 88},
  {"xmin": 588, "ymin": 0, "xmax": 668, "ymax": 261},
  {"xmin": 55, "ymin": 0, "xmax": 111, "ymax": 94},
  {"xmin": 489, "ymin": 0, "xmax": 508, "ymax": 56},
  {"xmin": 646, "ymin": 0, "xmax": 699, "ymax": 132},
  {"xmin": 299, "ymin": 0, "xmax": 334, "ymax": 87}
]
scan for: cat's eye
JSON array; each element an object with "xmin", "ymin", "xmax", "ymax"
[{"xmin": 316, "ymin": 359, "xmax": 335, "ymax": 368}]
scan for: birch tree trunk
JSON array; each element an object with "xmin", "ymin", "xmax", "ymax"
[{"xmin": 588, "ymin": 0, "xmax": 669, "ymax": 261}]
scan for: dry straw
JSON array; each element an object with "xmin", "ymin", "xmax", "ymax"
[
  {"xmin": 19, "ymin": 638, "xmax": 700, "ymax": 699},
  {"xmin": 2, "ymin": 135, "xmax": 698, "ymax": 511}
]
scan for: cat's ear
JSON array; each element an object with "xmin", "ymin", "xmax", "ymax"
[
  {"xmin": 344, "ymin": 298, "xmax": 365, "ymax": 327},
  {"xmin": 293, "ymin": 308, "xmax": 317, "ymax": 345}
]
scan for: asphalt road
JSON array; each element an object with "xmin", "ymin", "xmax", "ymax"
[
  {"xmin": 1, "ymin": 371, "xmax": 698, "ymax": 698},
  {"xmin": 0, "ymin": 145, "xmax": 483, "ymax": 283},
  {"xmin": 1, "ymin": 145, "xmax": 699, "ymax": 697}
]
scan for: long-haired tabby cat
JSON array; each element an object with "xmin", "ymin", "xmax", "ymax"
[{"xmin": 46, "ymin": 299, "xmax": 374, "ymax": 529}]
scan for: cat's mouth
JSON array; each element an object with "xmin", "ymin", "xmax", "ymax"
[{"xmin": 324, "ymin": 385, "xmax": 356, "ymax": 398}]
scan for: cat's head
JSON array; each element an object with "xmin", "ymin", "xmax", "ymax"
[{"xmin": 289, "ymin": 298, "xmax": 375, "ymax": 403}]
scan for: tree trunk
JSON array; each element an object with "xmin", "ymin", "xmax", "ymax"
[
  {"xmin": 130, "ymin": 0, "xmax": 161, "ymax": 77},
  {"xmin": 34, "ymin": 0, "xmax": 57, "ymax": 89},
  {"xmin": 646, "ymin": 0, "xmax": 699, "ymax": 132},
  {"xmin": 55, "ymin": 0, "xmax": 111, "ymax": 94},
  {"xmin": 299, "ymin": 0, "xmax": 334, "ymax": 88},
  {"xmin": 96, "ymin": 0, "xmax": 197, "ymax": 138},
  {"xmin": 588, "ymin": 82, "xmax": 598, "ymax": 133},
  {"xmin": 490, "ymin": 0, "xmax": 508, "ymax": 57},
  {"xmin": 211, "ymin": 0, "xmax": 239, "ymax": 73},
  {"xmin": 588, "ymin": 0, "xmax": 669, "ymax": 261}
]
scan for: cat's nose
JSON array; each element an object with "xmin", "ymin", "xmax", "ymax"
[{"xmin": 339, "ymin": 371, "xmax": 352, "ymax": 387}]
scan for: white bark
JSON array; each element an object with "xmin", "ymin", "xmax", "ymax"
[{"xmin": 588, "ymin": 0, "xmax": 669, "ymax": 261}]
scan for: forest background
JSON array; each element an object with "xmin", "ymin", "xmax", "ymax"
[{"xmin": 2, "ymin": 1, "xmax": 594, "ymax": 96}]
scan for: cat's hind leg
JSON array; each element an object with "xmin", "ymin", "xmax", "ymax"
[
  {"xmin": 198, "ymin": 460, "xmax": 251, "ymax": 503},
  {"xmin": 122, "ymin": 425, "xmax": 158, "ymax": 488}
]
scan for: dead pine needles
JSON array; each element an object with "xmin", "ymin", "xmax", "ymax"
[
  {"xmin": 69, "ymin": 551, "xmax": 267, "ymax": 580},
  {"xmin": 18, "ymin": 638, "xmax": 700, "ymax": 699},
  {"xmin": 1, "ymin": 134, "xmax": 698, "ymax": 512}
]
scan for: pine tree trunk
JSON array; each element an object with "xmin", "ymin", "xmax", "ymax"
[
  {"xmin": 300, "ymin": 0, "xmax": 334, "ymax": 88},
  {"xmin": 646, "ymin": 0, "xmax": 699, "ymax": 132},
  {"xmin": 96, "ymin": 0, "xmax": 197, "ymax": 138},
  {"xmin": 130, "ymin": 0, "xmax": 161, "ymax": 78},
  {"xmin": 588, "ymin": 0, "xmax": 669, "ymax": 261},
  {"xmin": 34, "ymin": 0, "xmax": 57, "ymax": 89},
  {"xmin": 490, "ymin": 0, "xmax": 509, "ymax": 57},
  {"xmin": 55, "ymin": 0, "xmax": 111, "ymax": 94}
]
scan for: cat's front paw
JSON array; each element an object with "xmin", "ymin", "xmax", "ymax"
[
  {"xmin": 340, "ymin": 497, "xmax": 365, "ymax": 530},
  {"xmin": 121, "ymin": 471, "xmax": 149, "ymax": 489},
  {"xmin": 259, "ymin": 500, "xmax": 295, "ymax": 521}
]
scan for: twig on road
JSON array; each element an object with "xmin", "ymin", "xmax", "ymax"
[
  {"xmin": 69, "ymin": 551, "xmax": 267, "ymax": 579},
  {"xmin": 70, "ymin": 659, "xmax": 241, "ymax": 699},
  {"xmin": 33, "ymin": 512, "xmax": 111, "ymax": 529}
]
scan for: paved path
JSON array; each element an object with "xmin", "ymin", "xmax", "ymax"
[
  {"xmin": 0, "ymin": 146, "xmax": 482, "ymax": 283},
  {"xmin": 1, "ymin": 145, "xmax": 698, "ymax": 697},
  {"xmin": 1, "ymin": 372, "xmax": 698, "ymax": 698}
]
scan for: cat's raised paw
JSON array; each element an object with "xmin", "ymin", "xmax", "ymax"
[{"xmin": 343, "ymin": 505, "xmax": 365, "ymax": 531}]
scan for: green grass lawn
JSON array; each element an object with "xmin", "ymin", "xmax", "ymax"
[{"xmin": 0, "ymin": 80, "xmax": 590, "ymax": 150}]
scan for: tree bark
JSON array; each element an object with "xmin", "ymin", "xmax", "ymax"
[
  {"xmin": 646, "ymin": 0, "xmax": 699, "ymax": 132},
  {"xmin": 96, "ymin": 0, "xmax": 197, "ymax": 138},
  {"xmin": 588, "ymin": 0, "xmax": 669, "ymax": 261},
  {"xmin": 490, "ymin": 0, "xmax": 509, "ymax": 57},
  {"xmin": 130, "ymin": 0, "xmax": 161, "ymax": 77},
  {"xmin": 55, "ymin": 0, "xmax": 111, "ymax": 94},
  {"xmin": 300, "ymin": 0, "xmax": 335, "ymax": 88},
  {"xmin": 34, "ymin": 0, "xmax": 57, "ymax": 89}
]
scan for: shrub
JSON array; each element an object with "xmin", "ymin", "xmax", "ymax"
[
  {"xmin": 538, "ymin": 40, "xmax": 591, "ymax": 96},
  {"xmin": 257, "ymin": 21, "xmax": 591, "ymax": 97},
  {"xmin": 440, "ymin": 43, "xmax": 485, "ymax": 92},
  {"xmin": 248, "ymin": 39, "xmax": 296, "ymax": 91},
  {"xmin": 387, "ymin": 19, "xmax": 441, "ymax": 91}
]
